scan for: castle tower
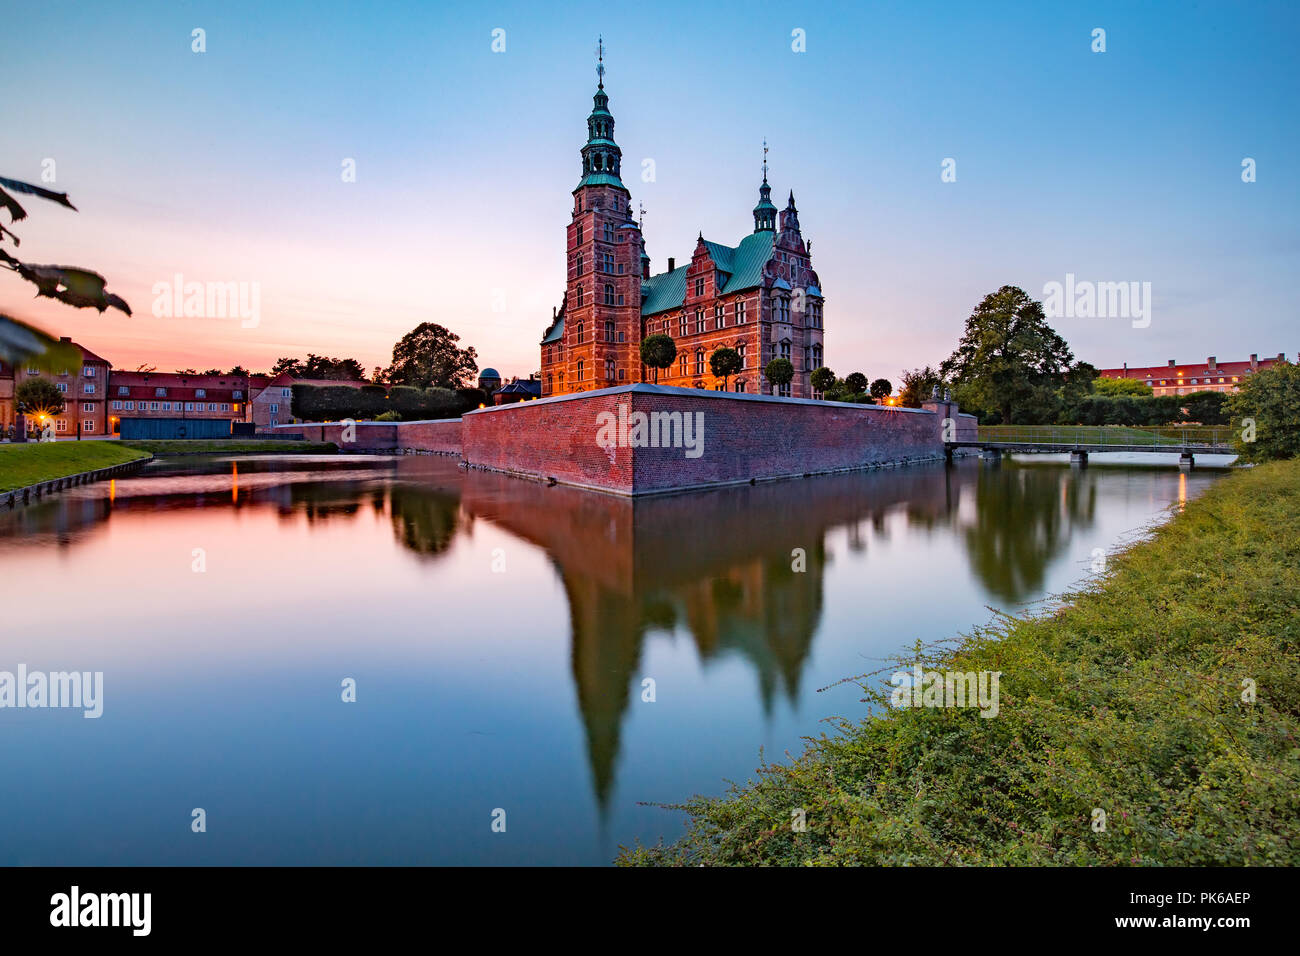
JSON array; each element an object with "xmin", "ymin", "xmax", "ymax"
[
  {"xmin": 752, "ymin": 140, "xmax": 777, "ymax": 233},
  {"xmin": 555, "ymin": 39, "xmax": 644, "ymax": 394}
]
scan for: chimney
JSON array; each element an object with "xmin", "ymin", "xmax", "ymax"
[
  {"xmin": 667, "ymin": 257, "xmax": 675, "ymax": 272},
  {"xmin": 1207, "ymin": 356, "xmax": 1216, "ymax": 370},
  {"xmin": 1250, "ymin": 353, "xmax": 1258, "ymax": 369},
  {"xmin": 60, "ymin": 336, "xmax": 71, "ymax": 343},
  {"xmin": 1168, "ymin": 359, "xmax": 1175, "ymax": 367},
  {"xmin": 1279, "ymin": 353, "xmax": 1286, "ymax": 362}
]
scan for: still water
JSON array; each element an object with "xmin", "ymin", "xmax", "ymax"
[{"xmin": 0, "ymin": 454, "xmax": 1222, "ymax": 865}]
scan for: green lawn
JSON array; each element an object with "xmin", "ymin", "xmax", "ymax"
[
  {"xmin": 118, "ymin": 440, "xmax": 338, "ymax": 456},
  {"xmin": 620, "ymin": 459, "xmax": 1300, "ymax": 866},
  {"xmin": 0, "ymin": 441, "xmax": 151, "ymax": 492}
]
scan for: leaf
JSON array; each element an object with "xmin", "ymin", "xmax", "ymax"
[
  {"xmin": 0, "ymin": 313, "xmax": 83, "ymax": 371},
  {"xmin": 0, "ymin": 185, "xmax": 26, "ymax": 223},
  {"xmin": 12, "ymin": 262, "xmax": 132, "ymax": 315},
  {"xmin": 0, "ymin": 176, "xmax": 77, "ymax": 212}
]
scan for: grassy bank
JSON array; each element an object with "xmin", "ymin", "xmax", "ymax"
[
  {"xmin": 620, "ymin": 460, "xmax": 1300, "ymax": 866},
  {"xmin": 0, "ymin": 442, "xmax": 150, "ymax": 492},
  {"xmin": 119, "ymin": 440, "xmax": 337, "ymax": 456}
]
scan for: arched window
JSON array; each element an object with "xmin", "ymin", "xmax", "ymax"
[
  {"xmin": 736, "ymin": 342, "xmax": 746, "ymax": 367},
  {"xmin": 575, "ymin": 286, "xmax": 583, "ymax": 307},
  {"xmin": 679, "ymin": 354, "xmax": 687, "ymax": 378},
  {"xmin": 605, "ymin": 358, "xmax": 615, "ymax": 381},
  {"xmin": 576, "ymin": 360, "xmax": 584, "ymax": 381},
  {"xmin": 604, "ymin": 284, "xmax": 615, "ymax": 305},
  {"xmin": 694, "ymin": 349, "xmax": 705, "ymax": 376},
  {"xmin": 545, "ymin": 373, "xmax": 553, "ymax": 394},
  {"xmin": 812, "ymin": 344, "xmax": 823, "ymax": 368},
  {"xmin": 575, "ymin": 322, "xmax": 584, "ymax": 344},
  {"xmin": 576, "ymin": 254, "xmax": 584, "ymax": 277},
  {"xmin": 604, "ymin": 320, "xmax": 615, "ymax": 342}
]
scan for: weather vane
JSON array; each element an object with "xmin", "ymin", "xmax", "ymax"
[
  {"xmin": 596, "ymin": 36, "xmax": 605, "ymax": 88},
  {"xmin": 638, "ymin": 200, "xmax": 645, "ymax": 230},
  {"xmin": 762, "ymin": 138, "xmax": 769, "ymax": 182}
]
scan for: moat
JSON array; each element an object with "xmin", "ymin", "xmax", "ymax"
[{"xmin": 0, "ymin": 453, "xmax": 1225, "ymax": 865}]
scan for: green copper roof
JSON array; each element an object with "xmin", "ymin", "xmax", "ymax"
[
  {"xmin": 541, "ymin": 314, "xmax": 564, "ymax": 344},
  {"xmin": 574, "ymin": 172, "xmax": 627, "ymax": 190},
  {"xmin": 639, "ymin": 232, "xmax": 774, "ymax": 316},
  {"xmin": 640, "ymin": 264, "xmax": 688, "ymax": 316}
]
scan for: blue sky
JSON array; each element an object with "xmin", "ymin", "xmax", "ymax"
[{"xmin": 2, "ymin": 0, "xmax": 1296, "ymax": 380}]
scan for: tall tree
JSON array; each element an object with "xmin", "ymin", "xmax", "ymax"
[
  {"xmin": 940, "ymin": 286, "xmax": 1073, "ymax": 423},
  {"xmin": 271, "ymin": 357, "xmax": 305, "ymax": 377},
  {"xmin": 640, "ymin": 334, "xmax": 676, "ymax": 383},
  {"xmin": 810, "ymin": 366, "xmax": 836, "ymax": 395},
  {"xmin": 385, "ymin": 322, "xmax": 478, "ymax": 389},
  {"xmin": 869, "ymin": 378, "xmax": 893, "ymax": 401},
  {"xmin": 15, "ymin": 377, "xmax": 65, "ymax": 419},
  {"xmin": 844, "ymin": 372, "xmax": 868, "ymax": 395}
]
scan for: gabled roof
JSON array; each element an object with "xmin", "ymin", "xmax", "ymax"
[
  {"xmin": 541, "ymin": 314, "xmax": 564, "ymax": 344},
  {"xmin": 640, "ymin": 231, "xmax": 774, "ymax": 316}
]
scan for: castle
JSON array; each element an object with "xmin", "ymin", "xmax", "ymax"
[{"xmin": 539, "ymin": 51, "xmax": 825, "ymax": 398}]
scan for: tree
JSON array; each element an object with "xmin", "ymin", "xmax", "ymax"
[
  {"xmin": 15, "ymin": 377, "xmax": 65, "ymax": 420},
  {"xmin": 175, "ymin": 368, "xmax": 198, "ymax": 375},
  {"xmin": 869, "ymin": 378, "xmax": 893, "ymax": 401},
  {"xmin": 1182, "ymin": 390, "xmax": 1229, "ymax": 426},
  {"xmin": 710, "ymin": 347, "xmax": 743, "ymax": 390},
  {"xmin": 1227, "ymin": 362, "xmax": 1299, "ymax": 461},
  {"xmin": 810, "ymin": 366, "xmax": 836, "ymax": 395},
  {"xmin": 765, "ymin": 357, "xmax": 794, "ymax": 394},
  {"xmin": 303, "ymin": 353, "xmax": 366, "ymax": 381},
  {"xmin": 385, "ymin": 322, "xmax": 478, "ymax": 389},
  {"xmin": 1094, "ymin": 376, "xmax": 1153, "ymax": 397},
  {"xmin": 844, "ymin": 372, "xmax": 868, "ymax": 395},
  {"xmin": 271, "ymin": 357, "xmax": 305, "ymax": 377},
  {"xmin": 899, "ymin": 366, "xmax": 944, "ymax": 408},
  {"xmin": 226, "ymin": 365, "xmax": 250, "ymax": 378},
  {"xmin": 640, "ymin": 334, "xmax": 677, "ymax": 383},
  {"xmin": 940, "ymin": 286, "xmax": 1073, "ymax": 423},
  {"xmin": 0, "ymin": 176, "xmax": 130, "ymax": 379}
]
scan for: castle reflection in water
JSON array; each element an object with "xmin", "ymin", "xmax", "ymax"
[{"xmin": 2, "ymin": 453, "xmax": 1111, "ymax": 807}]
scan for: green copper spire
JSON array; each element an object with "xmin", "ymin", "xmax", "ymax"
[
  {"xmin": 577, "ymin": 36, "xmax": 626, "ymax": 190},
  {"xmin": 753, "ymin": 138, "xmax": 777, "ymax": 232}
]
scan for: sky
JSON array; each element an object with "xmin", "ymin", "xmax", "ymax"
[{"xmin": 2, "ymin": 0, "xmax": 1297, "ymax": 383}]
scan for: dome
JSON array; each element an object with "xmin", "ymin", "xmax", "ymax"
[{"xmin": 479, "ymin": 368, "xmax": 501, "ymax": 379}]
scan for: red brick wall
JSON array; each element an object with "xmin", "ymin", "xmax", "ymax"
[
  {"xmin": 460, "ymin": 384, "xmax": 950, "ymax": 495},
  {"xmin": 274, "ymin": 419, "xmax": 460, "ymax": 454}
]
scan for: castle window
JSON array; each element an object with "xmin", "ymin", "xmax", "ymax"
[
  {"xmin": 603, "ymin": 223, "xmax": 614, "ymax": 242},
  {"xmin": 695, "ymin": 309, "xmax": 704, "ymax": 333},
  {"xmin": 617, "ymin": 294, "xmax": 624, "ymax": 306},
  {"xmin": 679, "ymin": 355, "xmax": 687, "ymax": 378},
  {"xmin": 812, "ymin": 344, "xmax": 823, "ymax": 368},
  {"xmin": 576, "ymin": 223, "xmax": 584, "ymax": 245},
  {"xmin": 601, "ymin": 252, "xmax": 615, "ymax": 273},
  {"xmin": 694, "ymin": 349, "xmax": 705, "ymax": 375},
  {"xmin": 736, "ymin": 342, "xmax": 746, "ymax": 367},
  {"xmin": 617, "ymin": 263, "xmax": 624, "ymax": 274},
  {"xmin": 716, "ymin": 305, "xmax": 724, "ymax": 327},
  {"xmin": 575, "ymin": 322, "xmax": 585, "ymax": 344},
  {"xmin": 605, "ymin": 320, "xmax": 615, "ymax": 342},
  {"xmin": 679, "ymin": 315, "xmax": 687, "ymax": 337},
  {"xmin": 577, "ymin": 360, "xmax": 584, "ymax": 380},
  {"xmin": 604, "ymin": 284, "xmax": 615, "ymax": 306},
  {"xmin": 576, "ymin": 254, "xmax": 584, "ymax": 277},
  {"xmin": 546, "ymin": 373, "xmax": 553, "ymax": 394},
  {"xmin": 605, "ymin": 358, "xmax": 615, "ymax": 380},
  {"xmin": 695, "ymin": 277, "xmax": 705, "ymax": 297},
  {"xmin": 736, "ymin": 300, "xmax": 746, "ymax": 324},
  {"xmin": 735, "ymin": 380, "xmax": 746, "ymax": 393},
  {"xmin": 780, "ymin": 340, "xmax": 791, "ymax": 360},
  {"xmin": 575, "ymin": 286, "xmax": 584, "ymax": 307}
]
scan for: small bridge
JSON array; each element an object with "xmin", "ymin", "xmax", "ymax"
[{"xmin": 950, "ymin": 426, "xmax": 1235, "ymax": 469}]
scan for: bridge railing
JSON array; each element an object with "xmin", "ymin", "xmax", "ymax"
[{"xmin": 974, "ymin": 425, "xmax": 1234, "ymax": 449}]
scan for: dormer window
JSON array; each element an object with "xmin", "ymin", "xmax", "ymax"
[{"xmin": 694, "ymin": 277, "xmax": 705, "ymax": 297}]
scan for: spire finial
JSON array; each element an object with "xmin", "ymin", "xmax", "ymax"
[
  {"xmin": 762, "ymin": 138, "xmax": 769, "ymax": 184},
  {"xmin": 638, "ymin": 201, "xmax": 645, "ymax": 230},
  {"xmin": 596, "ymin": 35, "xmax": 605, "ymax": 89}
]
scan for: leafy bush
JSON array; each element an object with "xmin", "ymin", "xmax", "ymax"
[{"xmin": 1227, "ymin": 361, "xmax": 1300, "ymax": 461}]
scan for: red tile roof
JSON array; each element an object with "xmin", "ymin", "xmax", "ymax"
[{"xmin": 1098, "ymin": 354, "xmax": 1287, "ymax": 382}]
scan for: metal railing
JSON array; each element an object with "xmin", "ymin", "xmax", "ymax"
[{"xmin": 974, "ymin": 425, "xmax": 1233, "ymax": 449}]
